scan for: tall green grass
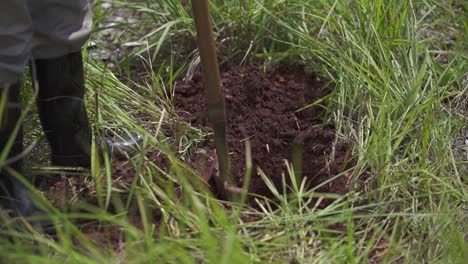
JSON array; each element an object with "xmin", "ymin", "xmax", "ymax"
[{"xmin": 1, "ymin": 0, "xmax": 466, "ymax": 263}]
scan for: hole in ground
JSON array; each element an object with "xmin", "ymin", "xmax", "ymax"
[{"xmin": 174, "ymin": 65, "xmax": 354, "ymax": 202}]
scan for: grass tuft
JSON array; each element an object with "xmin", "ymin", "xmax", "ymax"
[{"xmin": 0, "ymin": 0, "xmax": 466, "ymax": 263}]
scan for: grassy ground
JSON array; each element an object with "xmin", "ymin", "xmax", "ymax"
[{"xmin": 1, "ymin": 0, "xmax": 467, "ymax": 263}]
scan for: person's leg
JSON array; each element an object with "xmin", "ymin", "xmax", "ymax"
[
  {"xmin": 0, "ymin": 1, "xmax": 32, "ymax": 84},
  {"xmin": 0, "ymin": 82, "xmax": 25, "ymax": 207},
  {"xmin": 0, "ymin": 1, "xmax": 31, "ymax": 194},
  {"xmin": 35, "ymin": 52, "xmax": 92, "ymax": 167},
  {"xmin": 28, "ymin": 0, "xmax": 93, "ymax": 60},
  {"xmin": 0, "ymin": 2, "xmax": 51, "ymax": 228},
  {"xmin": 28, "ymin": 0, "xmax": 93, "ymax": 167},
  {"xmin": 29, "ymin": 0, "xmax": 141, "ymax": 168}
]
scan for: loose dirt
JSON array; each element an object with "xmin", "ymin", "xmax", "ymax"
[
  {"xmin": 175, "ymin": 66, "xmax": 352, "ymax": 199},
  {"xmin": 44, "ymin": 65, "xmax": 352, "ymax": 247}
]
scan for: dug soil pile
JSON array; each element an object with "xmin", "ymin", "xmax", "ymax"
[{"xmin": 175, "ymin": 66, "xmax": 352, "ymax": 198}]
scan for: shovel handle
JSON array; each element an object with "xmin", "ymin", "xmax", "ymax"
[{"xmin": 191, "ymin": 0, "xmax": 234, "ymax": 200}]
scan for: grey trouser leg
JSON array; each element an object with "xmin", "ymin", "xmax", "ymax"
[
  {"xmin": 0, "ymin": 0, "xmax": 92, "ymax": 83},
  {"xmin": 0, "ymin": 2, "xmax": 32, "ymax": 84}
]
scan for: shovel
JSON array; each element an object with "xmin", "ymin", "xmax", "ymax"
[{"xmin": 188, "ymin": 0, "xmax": 238, "ymax": 200}]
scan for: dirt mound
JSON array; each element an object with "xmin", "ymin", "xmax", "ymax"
[{"xmin": 175, "ymin": 66, "xmax": 351, "ymax": 198}]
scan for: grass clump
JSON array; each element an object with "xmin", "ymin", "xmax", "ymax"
[{"xmin": 0, "ymin": 0, "xmax": 466, "ymax": 263}]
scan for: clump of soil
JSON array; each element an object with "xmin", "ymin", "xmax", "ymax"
[{"xmin": 175, "ymin": 66, "xmax": 352, "ymax": 198}]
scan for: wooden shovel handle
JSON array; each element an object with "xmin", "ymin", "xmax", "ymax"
[{"xmin": 191, "ymin": 0, "xmax": 234, "ymax": 200}]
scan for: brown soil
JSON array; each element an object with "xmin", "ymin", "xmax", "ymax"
[
  {"xmin": 174, "ymin": 66, "xmax": 352, "ymax": 199},
  {"xmin": 42, "ymin": 65, "xmax": 352, "ymax": 247}
]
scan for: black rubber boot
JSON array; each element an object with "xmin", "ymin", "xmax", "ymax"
[
  {"xmin": 35, "ymin": 52, "xmax": 92, "ymax": 168},
  {"xmin": 34, "ymin": 51, "xmax": 143, "ymax": 169},
  {"xmin": 0, "ymin": 81, "xmax": 53, "ymax": 233}
]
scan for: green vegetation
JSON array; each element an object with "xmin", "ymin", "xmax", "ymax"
[{"xmin": 1, "ymin": 0, "xmax": 466, "ymax": 263}]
